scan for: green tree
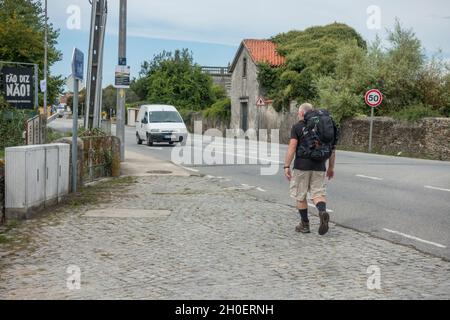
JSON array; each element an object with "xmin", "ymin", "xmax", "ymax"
[
  {"xmin": 315, "ymin": 20, "xmax": 449, "ymax": 122},
  {"xmin": 102, "ymin": 85, "xmax": 116, "ymax": 113},
  {"xmin": 259, "ymin": 23, "xmax": 367, "ymax": 111},
  {"xmin": 0, "ymin": 0, "xmax": 63, "ymax": 105},
  {"xmin": 66, "ymin": 88, "xmax": 86, "ymax": 114},
  {"xmin": 378, "ymin": 19, "xmax": 425, "ymax": 113},
  {"xmin": 140, "ymin": 49, "xmax": 216, "ymax": 111},
  {"xmin": 129, "ymin": 77, "xmax": 148, "ymax": 101}
]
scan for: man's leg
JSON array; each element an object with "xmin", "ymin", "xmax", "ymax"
[
  {"xmin": 296, "ymin": 200, "xmax": 310, "ymax": 233},
  {"xmin": 297, "ymin": 200, "xmax": 309, "ymax": 222},
  {"xmin": 290, "ymin": 170, "xmax": 311, "ymax": 234},
  {"xmin": 311, "ymin": 172, "xmax": 329, "ymax": 235}
]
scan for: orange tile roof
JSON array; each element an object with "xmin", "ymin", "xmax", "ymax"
[{"xmin": 243, "ymin": 39, "xmax": 286, "ymax": 67}]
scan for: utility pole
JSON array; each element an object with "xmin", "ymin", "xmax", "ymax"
[
  {"xmin": 42, "ymin": 0, "xmax": 48, "ymax": 143},
  {"xmin": 72, "ymin": 77, "xmax": 79, "ymax": 192},
  {"xmin": 85, "ymin": 0, "xmax": 107, "ymax": 130},
  {"xmin": 116, "ymin": 0, "xmax": 127, "ymax": 161},
  {"xmin": 43, "ymin": 0, "xmax": 47, "ymax": 116},
  {"xmin": 71, "ymin": 48, "xmax": 84, "ymax": 193}
]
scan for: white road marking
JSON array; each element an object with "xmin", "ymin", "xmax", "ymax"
[
  {"xmin": 356, "ymin": 174, "xmax": 383, "ymax": 181},
  {"xmin": 205, "ymin": 175, "xmax": 216, "ymax": 179},
  {"xmin": 307, "ymin": 203, "xmax": 334, "ymax": 213},
  {"xmin": 383, "ymin": 228, "xmax": 447, "ymax": 249},
  {"xmin": 146, "ymin": 147, "xmax": 163, "ymax": 150},
  {"xmin": 256, "ymin": 187, "xmax": 267, "ymax": 192},
  {"xmin": 181, "ymin": 166, "xmax": 199, "ymax": 173},
  {"xmin": 190, "ymin": 146, "xmax": 283, "ymax": 165},
  {"xmin": 424, "ymin": 185, "xmax": 450, "ymax": 193}
]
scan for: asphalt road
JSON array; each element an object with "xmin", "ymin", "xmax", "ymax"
[{"xmin": 50, "ymin": 118, "xmax": 450, "ymax": 260}]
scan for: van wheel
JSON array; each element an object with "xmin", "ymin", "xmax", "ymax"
[
  {"xmin": 136, "ymin": 132, "xmax": 143, "ymax": 145},
  {"xmin": 146, "ymin": 133, "xmax": 153, "ymax": 146}
]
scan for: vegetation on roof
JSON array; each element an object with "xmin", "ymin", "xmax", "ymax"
[{"xmin": 258, "ymin": 21, "xmax": 450, "ymax": 123}]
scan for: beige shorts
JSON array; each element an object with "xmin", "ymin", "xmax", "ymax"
[{"xmin": 290, "ymin": 170, "xmax": 327, "ymax": 202}]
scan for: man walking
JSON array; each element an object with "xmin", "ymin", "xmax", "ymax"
[{"xmin": 284, "ymin": 103, "xmax": 338, "ymax": 235}]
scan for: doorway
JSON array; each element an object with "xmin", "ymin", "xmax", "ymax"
[{"xmin": 240, "ymin": 102, "xmax": 248, "ymax": 132}]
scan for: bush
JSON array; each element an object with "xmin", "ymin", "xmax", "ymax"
[
  {"xmin": 212, "ymin": 84, "xmax": 227, "ymax": 101},
  {"xmin": 0, "ymin": 98, "xmax": 31, "ymax": 150},
  {"xmin": 78, "ymin": 127, "xmax": 107, "ymax": 137},
  {"xmin": 144, "ymin": 49, "xmax": 216, "ymax": 111},
  {"xmin": 46, "ymin": 127, "xmax": 68, "ymax": 142},
  {"xmin": 203, "ymin": 98, "xmax": 231, "ymax": 121},
  {"xmin": 178, "ymin": 108, "xmax": 195, "ymax": 123},
  {"xmin": 392, "ymin": 104, "xmax": 441, "ymax": 122},
  {"xmin": 315, "ymin": 76, "xmax": 365, "ymax": 123},
  {"xmin": 261, "ymin": 23, "xmax": 367, "ymax": 110}
]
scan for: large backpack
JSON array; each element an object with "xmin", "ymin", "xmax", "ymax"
[{"xmin": 297, "ymin": 109, "xmax": 336, "ymax": 162}]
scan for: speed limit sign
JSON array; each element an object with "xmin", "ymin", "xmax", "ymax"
[
  {"xmin": 365, "ymin": 89, "xmax": 383, "ymax": 153},
  {"xmin": 365, "ymin": 89, "xmax": 383, "ymax": 107}
]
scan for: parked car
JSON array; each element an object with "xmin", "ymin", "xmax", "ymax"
[
  {"xmin": 56, "ymin": 105, "xmax": 65, "ymax": 118},
  {"xmin": 136, "ymin": 105, "xmax": 188, "ymax": 146}
]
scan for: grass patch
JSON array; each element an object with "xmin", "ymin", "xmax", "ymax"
[
  {"xmin": 46, "ymin": 127, "xmax": 70, "ymax": 143},
  {"xmin": 66, "ymin": 176, "xmax": 136, "ymax": 208},
  {"xmin": 0, "ymin": 234, "xmax": 8, "ymax": 244},
  {"xmin": 5, "ymin": 219, "xmax": 20, "ymax": 230},
  {"xmin": 0, "ymin": 176, "xmax": 136, "ymax": 250},
  {"xmin": 0, "ymin": 148, "xmax": 4, "ymax": 159},
  {"xmin": 0, "ymin": 219, "xmax": 22, "ymax": 245}
]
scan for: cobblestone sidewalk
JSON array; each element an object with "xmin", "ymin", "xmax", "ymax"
[{"xmin": 0, "ymin": 174, "xmax": 449, "ymax": 299}]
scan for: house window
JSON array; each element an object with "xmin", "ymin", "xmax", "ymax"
[{"xmin": 243, "ymin": 57, "xmax": 247, "ymax": 78}]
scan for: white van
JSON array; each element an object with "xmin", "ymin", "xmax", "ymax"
[{"xmin": 136, "ymin": 105, "xmax": 188, "ymax": 146}]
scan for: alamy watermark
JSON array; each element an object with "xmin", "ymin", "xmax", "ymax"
[
  {"xmin": 66, "ymin": 5, "xmax": 81, "ymax": 30},
  {"xmin": 66, "ymin": 265, "xmax": 81, "ymax": 290},
  {"xmin": 367, "ymin": 5, "xmax": 382, "ymax": 30},
  {"xmin": 367, "ymin": 265, "xmax": 382, "ymax": 290},
  {"xmin": 171, "ymin": 121, "xmax": 281, "ymax": 176}
]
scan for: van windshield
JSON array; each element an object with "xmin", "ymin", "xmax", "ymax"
[{"xmin": 149, "ymin": 111, "xmax": 183, "ymax": 123}]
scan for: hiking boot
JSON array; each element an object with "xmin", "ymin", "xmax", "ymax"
[
  {"xmin": 318, "ymin": 211, "xmax": 330, "ymax": 236},
  {"xmin": 295, "ymin": 221, "xmax": 311, "ymax": 234}
]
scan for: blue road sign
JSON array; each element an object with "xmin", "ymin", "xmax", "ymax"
[
  {"xmin": 72, "ymin": 48, "xmax": 84, "ymax": 81},
  {"xmin": 118, "ymin": 57, "xmax": 127, "ymax": 66}
]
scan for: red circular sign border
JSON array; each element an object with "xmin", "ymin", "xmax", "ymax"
[{"xmin": 365, "ymin": 89, "xmax": 383, "ymax": 108}]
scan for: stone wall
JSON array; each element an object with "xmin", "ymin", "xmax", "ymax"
[
  {"xmin": 339, "ymin": 117, "xmax": 450, "ymax": 160},
  {"xmin": 186, "ymin": 111, "xmax": 450, "ymax": 161},
  {"xmin": 186, "ymin": 112, "xmax": 230, "ymax": 135}
]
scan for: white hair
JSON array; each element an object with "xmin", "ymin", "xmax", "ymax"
[{"xmin": 298, "ymin": 103, "xmax": 314, "ymax": 113}]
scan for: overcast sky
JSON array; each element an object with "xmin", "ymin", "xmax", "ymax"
[{"xmin": 48, "ymin": 0, "xmax": 450, "ymax": 86}]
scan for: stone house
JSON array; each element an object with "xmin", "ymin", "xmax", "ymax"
[{"xmin": 229, "ymin": 39, "xmax": 285, "ymax": 132}]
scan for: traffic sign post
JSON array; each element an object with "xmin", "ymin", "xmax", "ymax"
[
  {"xmin": 256, "ymin": 97, "xmax": 265, "ymax": 107},
  {"xmin": 256, "ymin": 97, "xmax": 265, "ymax": 140},
  {"xmin": 365, "ymin": 89, "xmax": 383, "ymax": 153},
  {"xmin": 71, "ymin": 48, "xmax": 84, "ymax": 193}
]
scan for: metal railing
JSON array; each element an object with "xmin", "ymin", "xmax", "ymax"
[{"xmin": 201, "ymin": 66, "xmax": 231, "ymax": 76}]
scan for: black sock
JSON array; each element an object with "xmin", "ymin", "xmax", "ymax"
[
  {"xmin": 316, "ymin": 202, "xmax": 326, "ymax": 212},
  {"xmin": 299, "ymin": 209, "xmax": 309, "ymax": 223}
]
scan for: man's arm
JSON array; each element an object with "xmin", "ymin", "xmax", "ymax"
[
  {"xmin": 327, "ymin": 150, "xmax": 336, "ymax": 180},
  {"xmin": 327, "ymin": 120, "xmax": 339, "ymax": 180},
  {"xmin": 284, "ymin": 139, "xmax": 298, "ymax": 181}
]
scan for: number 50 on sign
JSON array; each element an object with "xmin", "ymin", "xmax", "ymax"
[{"xmin": 365, "ymin": 89, "xmax": 383, "ymax": 108}]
